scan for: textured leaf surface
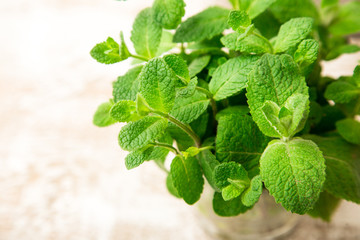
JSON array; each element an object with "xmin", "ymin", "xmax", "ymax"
[
  {"xmin": 118, "ymin": 116, "xmax": 168, "ymax": 151},
  {"xmin": 139, "ymin": 58, "xmax": 177, "ymax": 113},
  {"xmin": 216, "ymin": 105, "xmax": 249, "ymax": 120},
  {"xmin": 90, "ymin": 37, "xmax": 123, "ymax": 64},
  {"xmin": 221, "ymin": 32, "xmax": 272, "ymax": 54},
  {"xmin": 177, "ymin": 77, "xmax": 197, "ymax": 98},
  {"xmin": 324, "ymin": 81, "xmax": 360, "ymax": 104},
  {"xmin": 198, "ymin": 150, "xmax": 220, "ymax": 191},
  {"xmin": 131, "ymin": 8, "xmax": 162, "ymax": 59},
  {"xmin": 216, "ymin": 114, "xmax": 269, "ymax": 177},
  {"xmin": 304, "ymin": 135, "xmax": 360, "ymax": 204},
  {"xmin": 336, "ymin": 119, "xmax": 360, "ymax": 145},
  {"xmin": 209, "ymin": 55, "xmax": 260, "ymax": 101},
  {"xmin": 228, "ymin": 10, "xmax": 251, "ymax": 32},
  {"xmin": 241, "ymin": 175, "xmax": 263, "ymax": 207},
  {"xmin": 189, "ymin": 55, "xmax": 211, "ymax": 78},
  {"xmin": 213, "ymin": 192, "xmax": 250, "ymax": 217},
  {"xmin": 173, "ymin": 7, "xmax": 230, "ymax": 43},
  {"xmin": 93, "ymin": 101, "xmax": 117, "ymax": 127},
  {"xmin": 260, "ymin": 139, "xmax": 326, "ymax": 214},
  {"xmin": 329, "ymin": 1, "xmax": 360, "ymax": 36},
  {"xmin": 110, "ymin": 100, "xmax": 140, "ymax": 122},
  {"xmin": 170, "ymin": 156, "xmax": 204, "ymax": 204},
  {"xmin": 307, "ymin": 191, "xmax": 341, "ymax": 222},
  {"xmin": 125, "ymin": 147, "xmax": 154, "ymax": 170},
  {"xmin": 274, "ymin": 18, "xmax": 314, "ymax": 53},
  {"xmin": 170, "ymin": 91, "xmax": 209, "ymax": 123},
  {"xmin": 163, "ymin": 54, "xmax": 189, "ymax": 85},
  {"xmin": 152, "ymin": 0, "xmax": 185, "ymax": 29},
  {"xmin": 246, "ymin": 54, "xmax": 308, "ymax": 138},
  {"xmin": 113, "ymin": 66, "xmax": 143, "ymax": 102},
  {"xmin": 294, "ymin": 39, "xmax": 319, "ymax": 67}
]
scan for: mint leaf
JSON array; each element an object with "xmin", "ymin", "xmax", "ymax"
[
  {"xmin": 177, "ymin": 77, "xmax": 197, "ymax": 98},
  {"xmin": 216, "ymin": 114, "xmax": 269, "ymax": 178},
  {"xmin": 198, "ymin": 149, "xmax": 220, "ymax": 191},
  {"xmin": 215, "ymin": 105, "xmax": 249, "ymax": 120},
  {"xmin": 246, "ymin": 54, "xmax": 308, "ymax": 138},
  {"xmin": 294, "ymin": 39, "xmax": 319, "ymax": 68},
  {"xmin": 156, "ymin": 31, "xmax": 176, "ymax": 56},
  {"xmin": 118, "ymin": 116, "xmax": 168, "ymax": 151},
  {"xmin": 274, "ymin": 18, "xmax": 314, "ymax": 53},
  {"xmin": 246, "ymin": 0, "xmax": 277, "ymax": 19},
  {"xmin": 135, "ymin": 93, "xmax": 152, "ymax": 116},
  {"xmin": 93, "ymin": 101, "xmax": 117, "ymax": 127},
  {"xmin": 163, "ymin": 54, "xmax": 189, "ymax": 85},
  {"xmin": 170, "ymin": 91, "xmax": 209, "ymax": 123},
  {"xmin": 304, "ymin": 135, "xmax": 360, "ymax": 204},
  {"xmin": 152, "ymin": 0, "xmax": 185, "ymax": 29},
  {"xmin": 270, "ymin": 0, "xmax": 319, "ymax": 23},
  {"xmin": 324, "ymin": 81, "xmax": 360, "ymax": 104},
  {"xmin": 221, "ymin": 32, "xmax": 272, "ymax": 54},
  {"xmin": 189, "ymin": 55, "xmax": 211, "ymax": 78},
  {"xmin": 336, "ymin": 119, "xmax": 360, "ymax": 145},
  {"xmin": 353, "ymin": 65, "xmax": 360, "ymax": 87},
  {"xmin": 241, "ymin": 175, "xmax": 263, "ymax": 207},
  {"xmin": 173, "ymin": 7, "xmax": 230, "ymax": 43},
  {"xmin": 209, "ymin": 55, "xmax": 260, "ymax": 101},
  {"xmin": 213, "ymin": 192, "xmax": 250, "ymax": 217},
  {"xmin": 90, "ymin": 37, "xmax": 124, "ymax": 64},
  {"xmin": 113, "ymin": 66, "xmax": 143, "ymax": 102},
  {"xmin": 260, "ymin": 139, "xmax": 326, "ymax": 214},
  {"xmin": 261, "ymin": 101, "xmax": 288, "ymax": 138},
  {"xmin": 110, "ymin": 100, "xmax": 141, "ymax": 122},
  {"xmin": 125, "ymin": 146, "xmax": 154, "ymax": 170},
  {"xmin": 321, "ymin": 0, "xmax": 338, "ymax": 8},
  {"xmin": 131, "ymin": 8, "xmax": 162, "ymax": 59},
  {"xmin": 139, "ymin": 58, "xmax": 177, "ymax": 113},
  {"xmin": 329, "ymin": 1, "xmax": 360, "ymax": 36},
  {"xmin": 228, "ymin": 10, "xmax": 251, "ymax": 32},
  {"xmin": 170, "ymin": 156, "xmax": 204, "ymax": 204},
  {"xmin": 166, "ymin": 174, "xmax": 181, "ymax": 198},
  {"xmin": 119, "ymin": 31, "xmax": 131, "ymax": 60},
  {"xmin": 308, "ymin": 191, "xmax": 341, "ymax": 222},
  {"xmin": 325, "ymin": 44, "xmax": 360, "ymax": 61}
]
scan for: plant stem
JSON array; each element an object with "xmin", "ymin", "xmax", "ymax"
[
  {"xmin": 150, "ymin": 142, "xmax": 180, "ymax": 155},
  {"xmin": 198, "ymin": 146, "xmax": 215, "ymax": 152},
  {"xmin": 130, "ymin": 54, "xmax": 150, "ymax": 62},
  {"xmin": 196, "ymin": 86, "xmax": 218, "ymax": 119}
]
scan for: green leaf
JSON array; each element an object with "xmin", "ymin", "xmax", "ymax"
[
  {"xmin": 163, "ymin": 54, "xmax": 189, "ymax": 85},
  {"xmin": 228, "ymin": 10, "xmax": 251, "ymax": 32},
  {"xmin": 215, "ymin": 105, "xmax": 249, "ymax": 120},
  {"xmin": 216, "ymin": 114, "xmax": 269, "ymax": 178},
  {"xmin": 173, "ymin": 7, "xmax": 230, "ymax": 43},
  {"xmin": 119, "ymin": 31, "xmax": 131, "ymax": 60},
  {"xmin": 274, "ymin": 17, "xmax": 314, "ymax": 53},
  {"xmin": 131, "ymin": 8, "xmax": 162, "ymax": 59},
  {"xmin": 336, "ymin": 119, "xmax": 360, "ymax": 145},
  {"xmin": 261, "ymin": 101, "xmax": 288, "ymax": 138},
  {"xmin": 189, "ymin": 55, "xmax": 211, "ymax": 78},
  {"xmin": 241, "ymin": 175, "xmax": 263, "ymax": 207},
  {"xmin": 198, "ymin": 149, "xmax": 220, "ymax": 191},
  {"xmin": 353, "ymin": 65, "xmax": 360, "ymax": 87},
  {"xmin": 167, "ymin": 125, "xmax": 194, "ymax": 151},
  {"xmin": 110, "ymin": 100, "xmax": 141, "ymax": 122},
  {"xmin": 270, "ymin": 0, "xmax": 319, "ymax": 23},
  {"xmin": 213, "ymin": 192, "xmax": 250, "ymax": 217},
  {"xmin": 113, "ymin": 66, "xmax": 143, "ymax": 102},
  {"xmin": 307, "ymin": 191, "xmax": 341, "ymax": 222},
  {"xmin": 260, "ymin": 139, "xmax": 326, "ymax": 214},
  {"xmin": 190, "ymin": 112, "xmax": 209, "ymax": 139},
  {"xmin": 170, "ymin": 91, "xmax": 209, "ymax": 124},
  {"xmin": 246, "ymin": 54, "xmax": 308, "ymax": 138},
  {"xmin": 329, "ymin": 1, "xmax": 360, "ymax": 36},
  {"xmin": 324, "ymin": 81, "xmax": 360, "ymax": 104},
  {"xmin": 321, "ymin": 0, "xmax": 338, "ymax": 8},
  {"xmin": 152, "ymin": 0, "xmax": 185, "ymax": 29},
  {"xmin": 221, "ymin": 32, "xmax": 272, "ymax": 54},
  {"xmin": 93, "ymin": 101, "xmax": 117, "ymax": 127},
  {"xmin": 177, "ymin": 77, "xmax": 198, "ymax": 98},
  {"xmin": 125, "ymin": 146, "xmax": 154, "ymax": 170},
  {"xmin": 325, "ymin": 44, "xmax": 360, "ymax": 61},
  {"xmin": 294, "ymin": 39, "xmax": 319, "ymax": 68},
  {"xmin": 246, "ymin": 0, "xmax": 277, "ymax": 19},
  {"xmin": 252, "ymin": 10, "xmax": 281, "ymax": 39},
  {"xmin": 118, "ymin": 116, "xmax": 168, "ymax": 151},
  {"xmin": 156, "ymin": 31, "xmax": 176, "ymax": 56},
  {"xmin": 209, "ymin": 55, "xmax": 260, "ymax": 101},
  {"xmin": 166, "ymin": 174, "xmax": 181, "ymax": 198},
  {"xmin": 303, "ymin": 135, "xmax": 360, "ymax": 204},
  {"xmin": 222, "ymin": 184, "xmax": 245, "ymax": 201},
  {"xmin": 170, "ymin": 156, "xmax": 204, "ymax": 204},
  {"xmin": 139, "ymin": 58, "xmax": 177, "ymax": 113},
  {"xmin": 90, "ymin": 37, "xmax": 125, "ymax": 64}
]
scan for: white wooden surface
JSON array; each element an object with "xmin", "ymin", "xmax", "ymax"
[{"xmin": 0, "ymin": 1, "xmax": 359, "ymax": 239}]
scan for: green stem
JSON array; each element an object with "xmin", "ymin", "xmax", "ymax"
[
  {"xmin": 150, "ymin": 142, "xmax": 180, "ymax": 155},
  {"xmin": 198, "ymin": 146, "xmax": 215, "ymax": 152},
  {"xmin": 196, "ymin": 86, "xmax": 218, "ymax": 119},
  {"xmin": 253, "ymin": 32, "xmax": 274, "ymax": 54},
  {"xmin": 130, "ymin": 54, "xmax": 150, "ymax": 62}
]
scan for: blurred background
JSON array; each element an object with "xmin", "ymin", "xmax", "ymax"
[{"xmin": 0, "ymin": 0, "xmax": 359, "ymax": 239}]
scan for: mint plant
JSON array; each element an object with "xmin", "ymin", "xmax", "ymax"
[{"xmin": 91, "ymin": 0, "xmax": 360, "ymax": 221}]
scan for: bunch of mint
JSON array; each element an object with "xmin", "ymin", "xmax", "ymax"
[{"xmin": 91, "ymin": 0, "xmax": 360, "ymax": 221}]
